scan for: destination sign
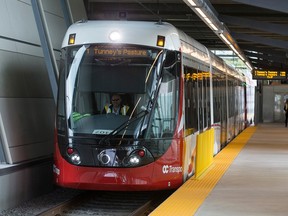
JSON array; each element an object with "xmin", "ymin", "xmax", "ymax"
[
  {"xmin": 93, "ymin": 47, "xmax": 148, "ymax": 57},
  {"xmin": 252, "ymin": 70, "xmax": 287, "ymax": 80}
]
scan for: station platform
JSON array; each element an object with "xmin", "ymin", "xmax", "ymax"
[{"xmin": 150, "ymin": 123, "xmax": 288, "ymax": 216}]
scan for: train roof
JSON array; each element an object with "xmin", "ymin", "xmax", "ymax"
[
  {"xmin": 62, "ymin": 20, "xmax": 184, "ymax": 50},
  {"xmin": 62, "ymin": 20, "xmax": 251, "ymax": 82},
  {"xmin": 62, "ymin": 20, "xmax": 210, "ymax": 52}
]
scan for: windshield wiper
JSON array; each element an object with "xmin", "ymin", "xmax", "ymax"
[{"xmin": 98, "ymin": 109, "xmax": 149, "ymax": 145}]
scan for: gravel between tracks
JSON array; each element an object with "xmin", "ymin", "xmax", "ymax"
[{"xmin": 0, "ymin": 187, "xmax": 82, "ymax": 216}]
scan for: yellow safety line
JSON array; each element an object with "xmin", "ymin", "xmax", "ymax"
[{"xmin": 150, "ymin": 126, "xmax": 257, "ymax": 216}]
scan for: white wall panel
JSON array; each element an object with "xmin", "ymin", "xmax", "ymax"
[
  {"xmin": 0, "ymin": 0, "xmax": 86, "ymax": 210},
  {"xmin": 0, "ymin": 38, "xmax": 17, "ymax": 55},
  {"xmin": 45, "ymin": 13, "xmax": 67, "ymax": 49},
  {"xmin": 42, "ymin": 0, "xmax": 63, "ymax": 16},
  {"xmin": 9, "ymin": 141, "xmax": 53, "ymax": 163},
  {"xmin": 0, "ymin": 0, "xmax": 14, "ymax": 38},
  {"xmin": 0, "ymin": 99, "xmax": 54, "ymax": 146},
  {"xmin": 0, "ymin": 0, "xmax": 70, "ymax": 164},
  {"xmin": 0, "ymin": 98, "xmax": 54, "ymax": 163},
  {"xmin": 5, "ymin": 0, "xmax": 40, "ymax": 45},
  {"xmin": 0, "ymin": 0, "xmax": 86, "ymax": 165},
  {"xmin": 14, "ymin": 41, "xmax": 44, "ymax": 57},
  {"xmin": 0, "ymin": 51, "xmax": 51, "ymax": 97},
  {"xmin": 39, "ymin": 0, "xmax": 67, "ymax": 50},
  {"xmin": 0, "ymin": 51, "xmax": 27, "ymax": 97}
]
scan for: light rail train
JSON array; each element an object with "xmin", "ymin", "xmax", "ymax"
[{"xmin": 53, "ymin": 20, "xmax": 255, "ymax": 190}]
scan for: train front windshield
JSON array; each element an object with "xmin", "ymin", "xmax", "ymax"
[{"xmin": 57, "ymin": 44, "xmax": 181, "ymax": 167}]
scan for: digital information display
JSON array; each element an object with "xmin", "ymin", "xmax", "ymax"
[
  {"xmin": 93, "ymin": 47, "xmax": 148, "ymax": 57},
  {"xmin": 252, "ymin": 70, "xmax": 287, "ymax": 80}
]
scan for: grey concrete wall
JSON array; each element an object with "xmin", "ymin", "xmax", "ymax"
[
  {"xmin": 0, "ymin": 0, "xmax": 86, "ymax": 211},
  {"xmin": 0, "ymin": 0, "xmax": 86, "ymax": 164},
  {"xmin": 0, "ymin": 0, "xmax": 58, "ymax": 164}
]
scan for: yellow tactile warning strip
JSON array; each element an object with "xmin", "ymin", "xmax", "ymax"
[{"xmin": 150, "ymin": 126, "xmax": 257, "ymax": 216}]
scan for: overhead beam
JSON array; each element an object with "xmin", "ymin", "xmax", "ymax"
[
  {"xmin": 244, "ymin": 51, "xmax": 287, "ymax": 65},
  {"xmin": 232, "ymin": 0, "xmax": 288, "ymax": 14},
  {"xmin": 232, "ymin": 32, "xmax": 288, "ymax": 49},
  {"xmin": 220, "ymin": 15, "xmax": 288, "ymax": 36},
  {"xmin": 240, "ymin": 44, "xmax": 288, "ymax": 57},
  {"xmin": 250, "ymin": 62, "xmax": 288, "ymax": 70},
  {"xmin": 248, "ymin": 58, "xmax": 286, "ymax": 69},
  {"xmin": 183, "ymin": 0, "xmax": 253, "ymax": 69}
]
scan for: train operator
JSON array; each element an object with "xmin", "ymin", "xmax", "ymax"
[{"xmin": 102, "ymin": 94, "xmax": 130, "ymax": 115}]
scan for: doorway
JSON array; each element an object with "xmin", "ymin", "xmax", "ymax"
[{"xmin": 274, "ymin": 93, "xmax": 288, "ymax": 122}]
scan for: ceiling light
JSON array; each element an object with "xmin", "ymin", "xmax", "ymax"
[
  {"xmin": 208, "ymin": 22, "xmax": 218, "ymax": 31},
  {"xmin": 187, "ymin": 0, "xmax": 197, "ymax": 6},
  {"xmin": 219, "ymin": 33, "xmax": 231, "ymax": 45},
  {"xmin": 238, "ymin": 54, "xmax": 245, "ymax": 61},
  {"xmin": 204, "ymin": 17, "xmax": 218, "ymax": 30},
  {"xmin": 195, "ymin": 8, "xmax": 206, "ymax": 18}
]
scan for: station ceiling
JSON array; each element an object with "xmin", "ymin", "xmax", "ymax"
[{"xmin": 84, "ymin": 0, "xmax": 288, "ymax": 71}]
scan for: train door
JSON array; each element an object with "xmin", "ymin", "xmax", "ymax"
[
  {"xmin": 203, "ymin": 70, "xmax": 211, "ymax": 130},
  {"xmin": 183, "ymin": 65, "xmax": 209, "ymax": 133},
  {"xmin": 183, "ymin": 66, "xmax": 198, "ymax": 179},
  {"xmin": 274, "ymin": 93, "xmax": 288, "ymax": 122},
  {"xmin": 212, "ymin": 74, "xmax": 220, "ymax": 153},
  {"xmin": 239, "ymin": 82, "xmax": 245, "ymax": 131},
  {"xmin": 227, "ymin": 78, "xmax": 235, "ymax": 142},
  {"xmin": 220, "ymin": 78, "xmax": 228, "ymax": 147},
  {"xmin": 197, "ymin": 70, "xmax": 203, "ymax": 132},
  {"xmin": 183, "ymin": 64, "xmax": 211, "ymax": 179},
  {"xmin": 197, "ymin": 67, "xmax": 211, "ymax": 132}
]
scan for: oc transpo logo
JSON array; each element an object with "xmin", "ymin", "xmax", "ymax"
[{"xmin": 162, "ymin": 165, "xmax": 183, "ymax": 174}]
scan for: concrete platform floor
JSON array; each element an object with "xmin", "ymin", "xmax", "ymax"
[
  {"xmin": 151, "ymin": 123, "xmax": 288, "ymax": 216},
  {"xmin": 196, "ymin": 123, "xmax": 288, "ymax": 216}
]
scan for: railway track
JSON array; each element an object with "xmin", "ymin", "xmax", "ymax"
[{"xmin": 37, "ymin": 190, "xmax": 173, "ymax": 216}]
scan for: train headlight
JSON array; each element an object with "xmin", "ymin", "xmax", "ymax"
[
  {"xmin": 67, "ymin": 147, "xmax": 81, "ymax": 165},
  {"xmin": 109, "ymin": 31, "xmax": 121, "ymax": 42},
  {"xmin": 129, "ymin": 155, "xmax": 140, "ymax": 165},
  {"xmin": 95, "ymin": 147, "xmax": 154, "ymax": 167},
  {"xmin": 71, "ymin": 153, "xmax": 81, "ymax": 165},
  {"xmin": 125, "ymin": 149, "xmax": 149, "ymax": 167}
]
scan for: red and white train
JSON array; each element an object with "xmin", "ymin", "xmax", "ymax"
[{"xmin": 53, "ymin": 20, "xmax": 255, "ymax": 190}]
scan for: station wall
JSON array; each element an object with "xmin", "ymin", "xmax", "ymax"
[
  {"xmin": 0, "ymin": 0, "xmax": 87, "ymax": 211},
  {"xmin": 0, "ymin": 0, "xmax": 86, "ymax": 164},
  {"xmin": 263, "ymin": 85, "xmax": 288, "ymax": 123}
]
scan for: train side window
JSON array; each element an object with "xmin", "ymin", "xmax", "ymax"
[
  {"xmin": 184, "ymin": 66, "xmax": 198, "ymax": 133},
  {"xmin": 203, "ymin": 70, "xmax": 210, "ymax": 129}
]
